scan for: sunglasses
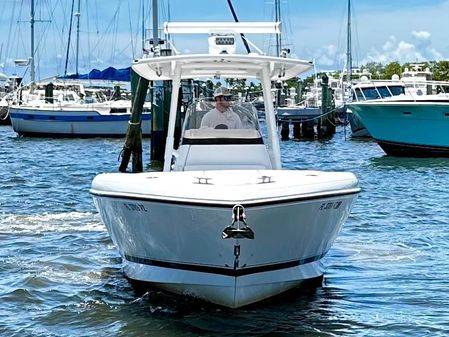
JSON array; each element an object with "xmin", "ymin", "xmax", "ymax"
[{"xmin": 222, "ymin": 95, "xmax": 233, "ymax": 101}]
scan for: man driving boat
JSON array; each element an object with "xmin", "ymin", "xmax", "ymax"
[{"xmin": 200, "ymin": 87, "xmax": 243, "ymax": 129}]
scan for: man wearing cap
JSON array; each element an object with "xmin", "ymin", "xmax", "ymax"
[{"xmin": 200, "ymin": 87, "xmax": 243, "ymax": 129}]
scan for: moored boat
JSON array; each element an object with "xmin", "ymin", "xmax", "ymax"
[
  {"xmin": 348, "ymin": 80, "xmax": 449, "ymax": 156},
  {"xmin": 348, "ymin": 78, "xmax": 406, "ymax": 137},
  {"xmin": 90, "ymin": 22, "xmax": 360, "ymax": 308},
  {"xmin": 9, "ymin": 81, "xmax": 151, "ymax": 137}
]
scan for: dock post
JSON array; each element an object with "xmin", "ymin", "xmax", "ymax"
[
  {"xmin": 151, "ymin": 80, "xmax": 171, "ymax": 162},
  {"xmin": 281, "ymin": 122, "xmax": 290, "ymax": 140},
  {"xmin": 319, "ymin": 74, "xmax": 328, "ymax": 138},
  {"xmin": 327, "ymin": 84, "xmax": 336, "ymax": 137},
  {"xmin": 296, "ymin": 81, "xmax": 302, "ymax": 104},
  {"xmin": 301, "ymin": 120, "xmax": 315, "ymax": 139},
  {"xmin": 119, "ymin": 70, "xmax": 149, "ymax": 172},
  {"xmin": 292, "ymin": 122, "xmax": 301, "ymax": 139},
  {"xmin": 319, "ymin": 74, "xmax": 336, "ymax": 138}
]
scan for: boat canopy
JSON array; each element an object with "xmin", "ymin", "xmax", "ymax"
[
  {"xmin": 59, "ymin": 67, "xmax": 131, "ymax": 82},
  {"xmin": 132, "ymin": 54, "xmax": 312, "ymax": 81}
]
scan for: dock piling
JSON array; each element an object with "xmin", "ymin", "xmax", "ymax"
[{"xmin": 119, "ymin": 70, "xmax": 149, "ymax": 172}]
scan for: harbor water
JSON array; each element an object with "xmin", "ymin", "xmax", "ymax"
[{"xmin": 1, "ymin": 124, "xmax": 449, "ymax": 336}]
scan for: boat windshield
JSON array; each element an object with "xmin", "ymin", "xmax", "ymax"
[
  {"xmin": 353, "ymin": 85, "xmax": 405, "ymax": 101},
  {"xmin": 181, "ymin": 98, "xmax": 262, "ymax": 144},
  {"xmin": 183, "ymin": 99, "xmax": 260, "ymax": 131}
]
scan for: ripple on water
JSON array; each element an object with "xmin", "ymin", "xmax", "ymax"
[{"xmin": 2, "ymin": 126, "xmax": 449, "ymax": 336}]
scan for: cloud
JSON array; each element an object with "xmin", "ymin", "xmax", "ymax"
[
  {"xmin": 304, "ymin": 30, "xmax": 445, "ymax": 71},
  {"xmin": 308, "ymin": 44, "xmax": 345, "ymax": 68},
  {"xmin": 360, "ymin": 31, "xmax": 444, "ymax": 65},
  {"xmin": 412, "ymin": 31, "xmax": 431, "ymax": 41},
  {"xmin": 382, "ymin": 36, "xmax": 397, "ymax": 51}
]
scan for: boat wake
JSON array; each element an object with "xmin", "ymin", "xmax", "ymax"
[{"xmin": 0, "ymin": 211, "xmax": 104, "ymax": 234}]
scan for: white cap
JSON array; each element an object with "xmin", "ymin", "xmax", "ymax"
[{"xmin": 213, "ymin": 87, "xmax": 231, "ymax": 97}]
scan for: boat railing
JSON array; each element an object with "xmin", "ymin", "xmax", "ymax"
[{"xmin": 351, "ymin": 79, "xmax": 449, "ymax": 102}]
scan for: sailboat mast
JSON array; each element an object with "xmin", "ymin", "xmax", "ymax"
[
  {"xmin": 346, "ymin": 0, "xmax": 352, "ymax": 85},
  {"xmin": 64, "ymin": 0, "xmax": 75, "ymax": 76},
  {"xmin": 30, "ymin": 0, "xmax": 36, "ymax": 87},
  {"xmin": 75, "ymin": 0, "xmax": 81, "ymax": 75},
  {"xmin": 274, "ymin": 0, "xmax": 281, "ymax": 56}
]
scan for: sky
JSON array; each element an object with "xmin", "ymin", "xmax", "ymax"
[{"xmin": 1, "ymin": 0, "xmax": 449, "ymax": 82}]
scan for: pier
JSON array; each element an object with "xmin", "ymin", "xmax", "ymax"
[{"xmin": 276, "ymin": 74, "xmax": 336, "ymax": 140}]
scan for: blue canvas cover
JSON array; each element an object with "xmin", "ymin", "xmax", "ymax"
[{"xmin": 60, "ymin": 67, "xmax": 131, "ymax": 81}]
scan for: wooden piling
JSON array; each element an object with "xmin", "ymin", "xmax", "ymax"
[
  {"xmin": 301, "ymin": 121, "xmax": 315, "ymax": 139},
  {"xmin": 319, "ymin": 74, "xmax": 336, "ymax": 138},
  {"xmin": 292, "ymin": 122, "xmax": 301, "ymax": 139},
  {"xmin": 119, "ymin": 71, "xmax": 149, "ymax": 172},
  {"xmin": 281, "ymin": 122, "xmax": 290, "ymax": 140}
]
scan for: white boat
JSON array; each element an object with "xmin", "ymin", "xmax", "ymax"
[
  {"xmin": 9, "ymin": 81, "xmax": 151, "ymax": 137},
  {"xmin": 7, "ymin": 0, "xmax": 151, "ymax": 137},
  {"xmin": 90, "ymin": 22, "xmax": 360, "ymax": 308},
  {"xmin": 348, "ymin": 80, "xmax": 449, "ymax": 156},
  {"xmin": 401, "ymin": 63, "xmax": 433, "ymax": 96}
]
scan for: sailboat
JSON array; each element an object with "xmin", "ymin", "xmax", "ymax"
[
  {"xmin": 8, "ymin": 0, "xmax": 151, "ymax": 137},
  {"xmin": 90, "ymin": 21, "xmax": 360, "ymax": 308}
]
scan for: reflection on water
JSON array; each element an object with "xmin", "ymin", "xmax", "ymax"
[{"xmin": 1, "ymin": 125, "xmax": 449, "ymax": 336}]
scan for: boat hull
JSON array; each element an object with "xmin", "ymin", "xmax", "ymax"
[
  {"xmin": 9, "ymin": 107, "xmax": 151, "ymax": 137},
  {"xmin": 347, "ymin": 109, "xmax": 370, "ymax": 137},
  {"xmin": 91, "ymin": 170, "xmax": 359, "ymax": 308},
  {"xmin": 349, "ymin": 101, "xmax": 449, "ymax": 156}
]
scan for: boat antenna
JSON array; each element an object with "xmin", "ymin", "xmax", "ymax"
[{"xmin": 226, "ymin": 0, "xmax": 251, "ymax": 54}]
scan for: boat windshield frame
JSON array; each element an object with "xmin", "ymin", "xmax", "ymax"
[{"xmin": 353, "ymin": 85, "xmax": 405, "ymax": 101}]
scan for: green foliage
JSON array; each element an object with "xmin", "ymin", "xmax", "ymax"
[
  {"xmin": 364, "ymin": 62, "xmax": 384, "ymax": 79},
  {"xmin": 382, "ymin": 61, "xmax": 402, "ymax": 80},
  {"xmin": 432, "ymin": 61, "xmax": 449, "ymax": 81}
]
